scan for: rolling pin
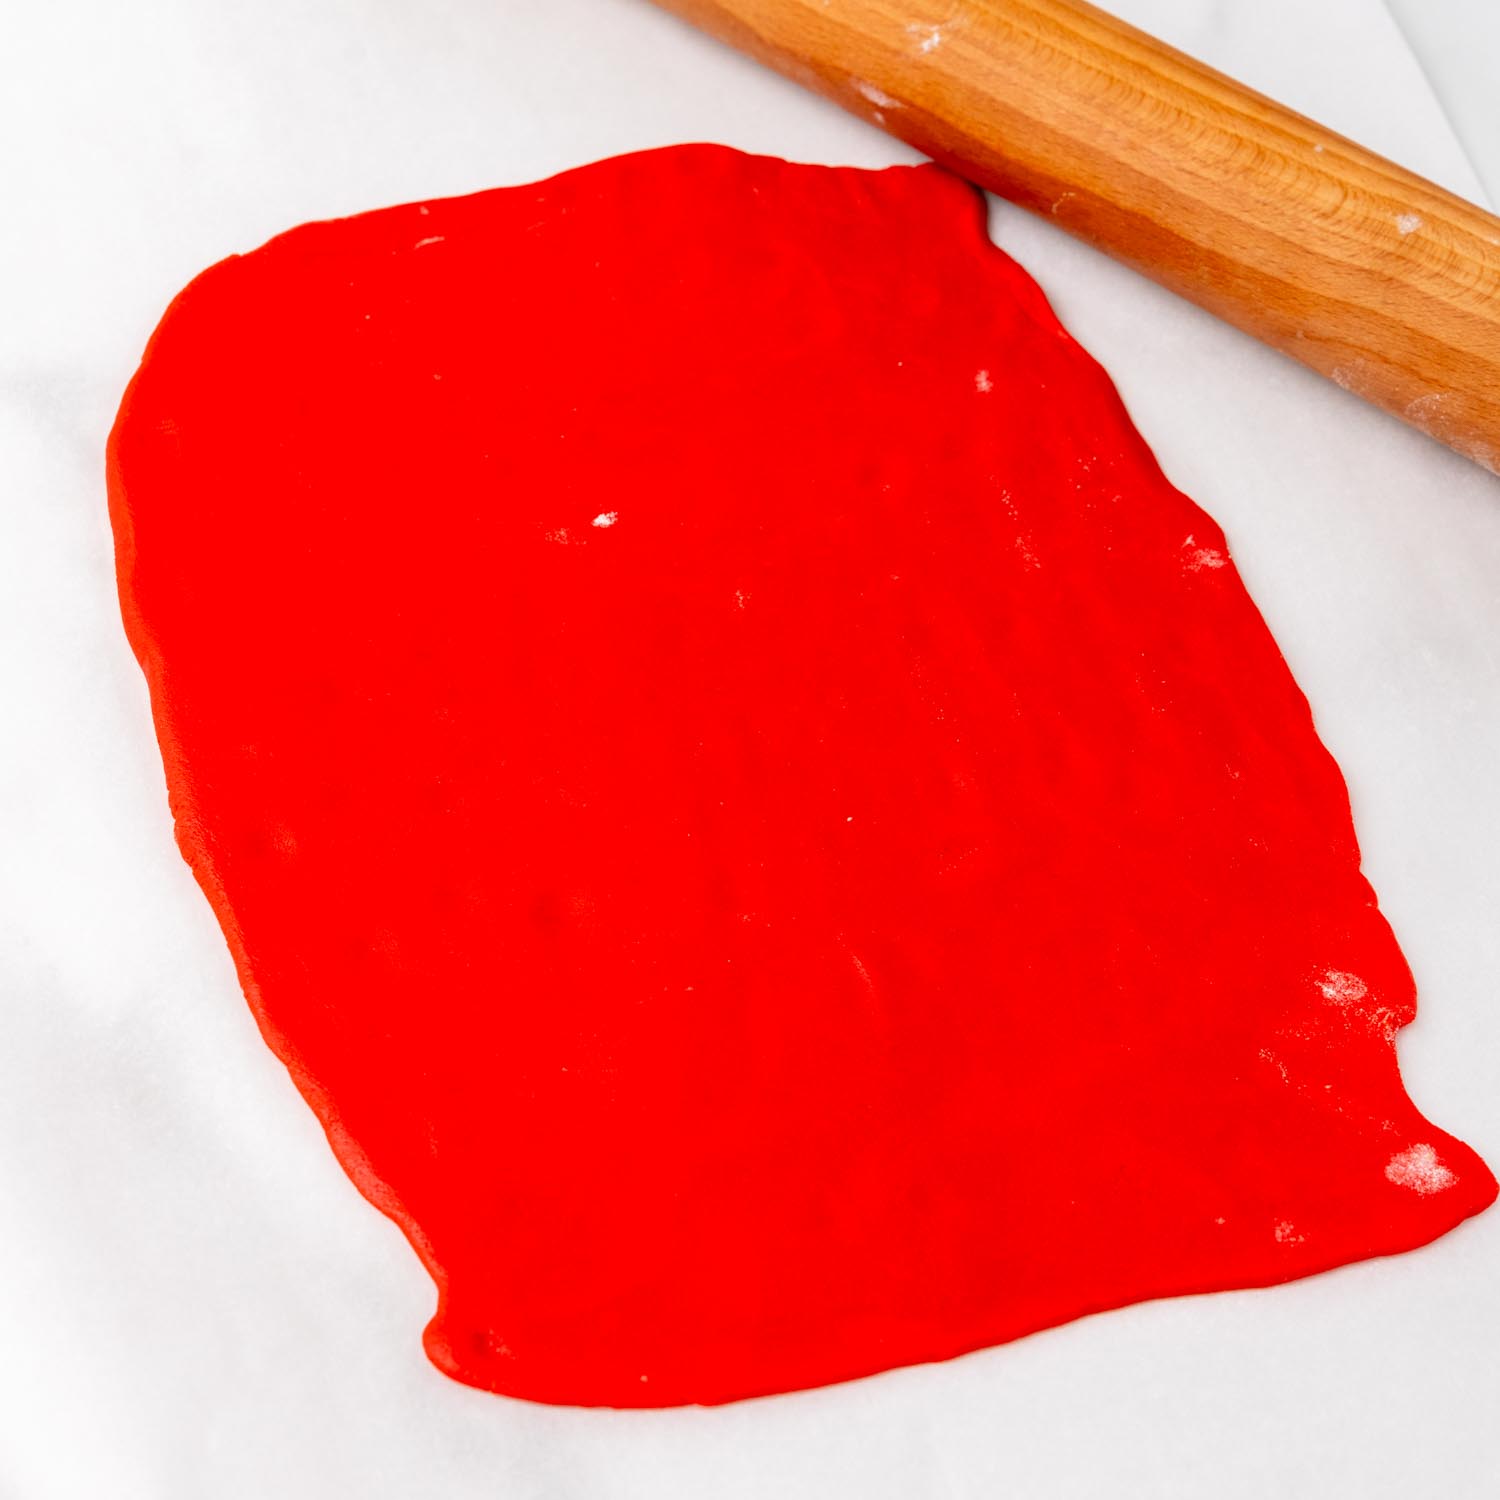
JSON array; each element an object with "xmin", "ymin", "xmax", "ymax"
[{"xmin": 651, "ymin": 0, "xmax": 1500, "ymax": 474}]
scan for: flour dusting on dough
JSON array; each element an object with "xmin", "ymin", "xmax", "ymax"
[
  {"xmin": 1394, "ymin": 213, "xmax": 1422, "ymax": 236},
  {"xmin": 591, "ymin": 511, "xmax": 618, "ymax": 528},
  {"xmin": 1316, "ymin": 968, "xmax": 1402, "ymax": 1040},
  {"xmin": 1182, "ymin": 534, "xmax": 1228, "ymax": 572},
  {"xmin": 975, "ymin": 369, "xmax": 992, "ymax": 393},
  {"xmin": 1386, "ymin": 1144, "xmax": 1457, "ymax": 1195},
  {"xmin": 1259, "ymin": 1047, "xmax": 1291, "ymax": 1086},
  {"xmin": 1318, "ymin": 970, "xmax": 1368, "ymax": 1004},
  {"xmin": 848, "ymin": 950, "xmax": 877, "ymax": 999}
]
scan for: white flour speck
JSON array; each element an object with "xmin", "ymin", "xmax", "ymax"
[
  {"xmin": 1259, "ymin": 1048, "xmax": 1291, "ymax": 1085},
  {"xmin": 1315, "ymin": 967, "xmax": 1399, "ymax": 1038},
  {"xmin": 1385, "ymin": 1143, "xmax": 1457, "ymax": 1195},
  {"xmin": 414, "ymin": 235, "xmax": 446, "ymax": 249},
  {"xmin": 1406, "ymin": 392, "xmax": 1449, "ymax": 431},
  {"xmin": 853, "ymin": 79, "xmax": 903, "ymax": 110},
  {"xmin": 545, "ymin": 527, "xmax": 572, "ymax": 545},
  {"xmin": 1274, "ymin": 1220, "xmax": 1304, "ymax": 1245},
  {"xmin": 734, "ymin": 589, "xmax": 749, "ymax": 610},
  {"xmin": 848, "ymin": 950, "xmax": 876, "ymax": 996},
  {"xmin": 907, "ymin": 23, "xmax": 943, "ymax": 52},
  {"xmin": 1181, "ymin": 534, "xmax": 1228, "ymax": 571},
  {"xmin": 1395, "ymin": 213, "xmax": 1423, "ymax": 236},
  {"xmin": 1317, "ymin": 969, "xmax": 1368, "ymax": 1004},
  {"xmin": 591, "ymin": 511, "xmax": 618, "ymax": 528},
  {"xmin": 975, "ymin": 369, "xmax": 993, "ymax": 392}
]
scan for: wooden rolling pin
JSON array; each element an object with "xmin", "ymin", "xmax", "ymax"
[{"xmin": 652, "ymin": 0, "xmax": 1500, "ymax": 474}]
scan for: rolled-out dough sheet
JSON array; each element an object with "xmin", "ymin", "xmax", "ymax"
[{"xmin": 108, "ymin": 144, "xmax": 1493, "ymax": 1408}]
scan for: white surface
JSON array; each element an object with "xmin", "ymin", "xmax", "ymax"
[
  {"xmin": 1387, "ymin": 0, "xmax": 1500, "ymax": 205},
  {"xmin": 2, "ymin": 2, "xmax": 1498, "ymax": 1496}
]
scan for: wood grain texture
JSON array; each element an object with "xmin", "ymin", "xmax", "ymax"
[{"xmin": 652, "ymin": 0, "xmax": 1500, "ymax": 473}]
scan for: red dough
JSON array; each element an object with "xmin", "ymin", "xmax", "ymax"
[{"xmin": 108, "ymin": 144, "xmax": 1494, "ymax": 1407}]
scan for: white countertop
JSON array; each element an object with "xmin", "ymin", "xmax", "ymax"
[
  {"xmin": 2, "ymin": 3, "xmax": 1497, "ymax": 1497},
  {"xmin": 1387, "ymin": 1, "xmax": 1500, "ymax": 204}
]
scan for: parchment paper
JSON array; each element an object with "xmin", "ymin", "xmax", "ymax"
[{"xmin": 1, "ymin": 2, "xmax": 1496, "ymax": 1495}]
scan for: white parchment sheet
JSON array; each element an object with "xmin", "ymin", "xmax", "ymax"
[{"xmin": 2, "ymin": 2, "xmax": 1496, "ymax": 1495}]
